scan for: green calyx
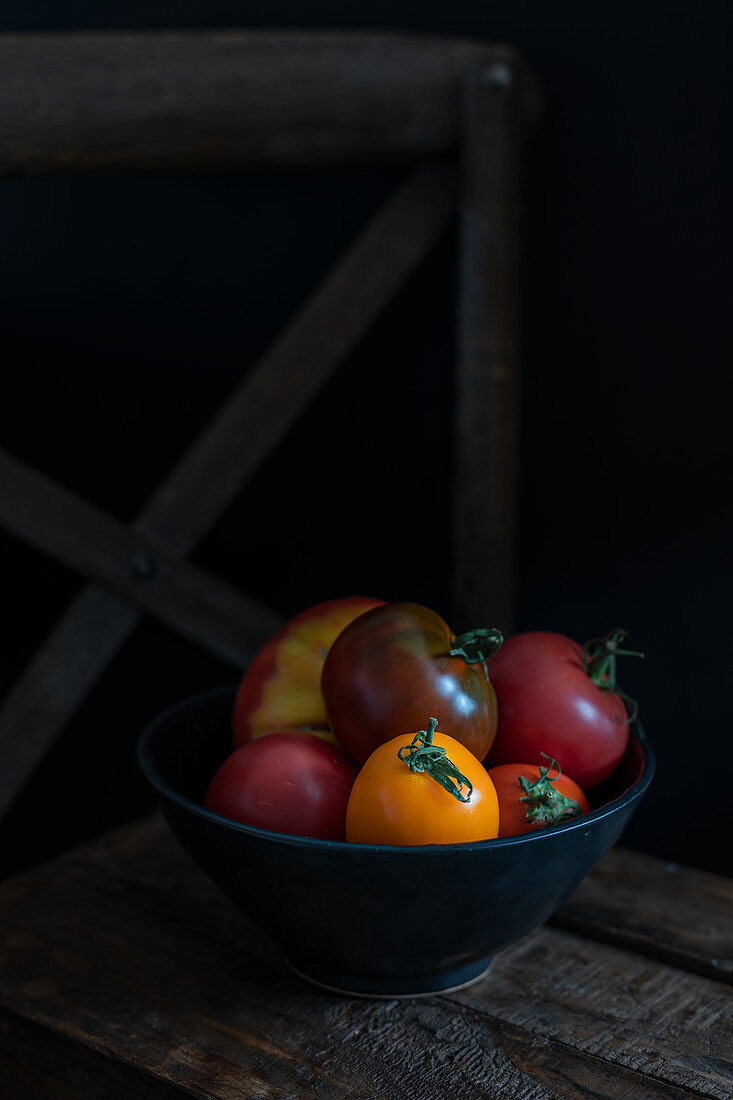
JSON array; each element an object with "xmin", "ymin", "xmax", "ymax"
[
  {"xmin": 519, "ymin": 754, "xmax": 582, "ymax": 826},
  {"xmin": 449, "ymin": 628, "xmax": 504, "ymax": 681},
  {"xmin": 398, "ymin": 717, "xmax": 473, "ymax": 803},
  {"xmin": 582, "ymin": 628, "xmax": 644, "ymax": 720}
]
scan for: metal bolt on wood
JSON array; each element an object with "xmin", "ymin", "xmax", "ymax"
[
  {"xmin": 131, "ymin": 552, "xmax": 158, "ymax": 581},
  {"xmin": 482, "ymin": 62, "xmax": 513, "ymax": 90}
]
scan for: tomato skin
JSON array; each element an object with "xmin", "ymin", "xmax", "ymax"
[
  {"xmin": 488, "ymin": 763, "xmax": 589, "ymax": 838},
  {"xmin": 346, "ymin": 729, "xmax": 500, "ymax": 845},
  {"xmin": 485, "ymin": 632, "xmax": 629, "ymax": 790},
  {"xmin": 322, "ymin": 603, "xmax": 499, "ymax": 767},
  {"xmin": 204, "ymin": 732, "xmax": 357, "ymax": 841},
  {"xmin": 232, "ymin": 596, "xmax": 384, "ymax": 749}
]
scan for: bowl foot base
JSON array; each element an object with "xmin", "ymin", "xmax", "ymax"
[{"xmin": 286, "ymin": 955, "xmax": 493, "ymax": 999}]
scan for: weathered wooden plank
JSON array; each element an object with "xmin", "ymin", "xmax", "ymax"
[
  {"xmin": 0, "ymin": 1038, "xmax": 88, "ymax": 1100},
  {"xmin": 453, "ymin": 57, "xmax": 527, "ymax": 633},
  {"xmin": 552, "ymin": 847, "xmax": 733, "ymax": 985},
  {"xmin": 0, "ymin": 448, "xmax": 282, "ymax": 669},
  {"xmin": 0, "ymin": 165, "xmax": 454, "ymax": 819},
  {"xmin": 449, "ymin": 928, "xmax": 733, "ymax": 1099},
  {"xmin": 0, "ymin": 31, "xmax": 516, "ymax": 176},
  {"xmin": 1, "ymin": 819, "xmax": 718, "ymax": 1100},
  {"xmin": 0, "ymin": 1013, "xmax": 193, "ymax": 1100}
]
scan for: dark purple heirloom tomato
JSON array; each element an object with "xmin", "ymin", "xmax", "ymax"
[{"xmin": 321, "ymin": 602, "xmax": 502, "ymax": 767}]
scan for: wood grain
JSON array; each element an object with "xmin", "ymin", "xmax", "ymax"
[
  {"xmin": 0, "ymin": 31, "xmax": 525, "ymax": 175},
  {"xmin": 0, "ymin": 1012, "xmax": 188, "ymax": 1100},
  {"xmin": 1, "ymin": 817, "xmax": 729, "ymax": 1099},
  {"xmin": 453, "ymin": 58, "xmax": 527, "ymax": 634},
  {"xmin": 450, "ymin": 929, "xmax": 732, "ymax": 1099},
  {"xmin": 552, "ymin": 846, "xmax": 733, "ymax": 984},
  {"xmin": 0, "ymin": 165, "xmax": 454, "ymax": 819}
]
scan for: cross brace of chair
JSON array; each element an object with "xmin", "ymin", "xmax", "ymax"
[
  {"xmin": 0, "ymin": 33, "xmax": 537, "ymax": 821},
  {"xmin": 0, "ymin": 166, "xmax": 456, "ymax": 818}
]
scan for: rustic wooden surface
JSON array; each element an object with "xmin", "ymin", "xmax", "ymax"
[
  {"xmin": 0, "ymin": 816, "xmax": 730, "ymax": 1099},
  {"xmin": 550, "ymin": 846, "xmax": 733, "ymax": 984},
  {"xmin": 0, "ymin": 32, "xmax": 538, "ymax": 175}
]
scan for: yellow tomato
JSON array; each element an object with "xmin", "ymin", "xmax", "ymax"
[{"xmin": 346, "ymin": 718, "xmax": 500, "ymax": 845}]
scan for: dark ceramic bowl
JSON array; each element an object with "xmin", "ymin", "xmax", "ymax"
[{"xmin": 138, "ymin": 686, "xmax": 654, "ymax": 997}]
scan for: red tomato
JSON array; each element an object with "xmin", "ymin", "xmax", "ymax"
[
  {"xmin": 485, "ymin": 630, "xmax": 639, "ymax": 789},
  {"xmin": 322, "ymin": 602, "xmax": 503, "ymax": 767},
  {"xmin": 488, "ymin": 758, "xmax": 590, "ymax": 837},
  {"xmin": 204, "ymin": 732, "xmax": 357, "ymax": 841},
  {"xmin": 232, "ymin": 596, "xmax": 384, "ymax": 749}
]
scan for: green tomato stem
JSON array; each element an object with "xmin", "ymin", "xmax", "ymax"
[
  {"xmin": 398, "ymin": 717, "xmax": 473, "ymax": 803},
  {"xmin": 449, "ymin": 628, "xmax": 504, "ymax": 676},
  {"xmin": 582, "ymin": 628, "xmax": 644, "ymax": 721},
  {"xmin": 518, "ymin": 754, "xmax": 582, "ymax": 826},
  {"xmin": 582, "ymin": 629, "xmax": 644, "ymax": 689}
]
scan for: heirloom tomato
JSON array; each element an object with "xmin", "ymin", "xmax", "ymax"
[
  {"xmin": 232, "ymin": 595, "xmax": 383, "ymax": 749},
  {"xmin": 321, "ymin": 602, "xmax": 502, "ymax": 767},
  {"xmin": 346, "ymin": 718, "xmax": 500, "ymax": 845},
  {"xmin": 485, "ymin": 630, "xmax": 642, "ymax": 790},
  {"xmin": 488, "ymin": 757, "xmax": 589, "ymax": 838},
  {"xmin": 205, "ymin": 732, "xmax": 357, "ymax": 841}
]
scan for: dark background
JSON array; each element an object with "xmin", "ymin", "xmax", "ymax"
[{"xmin": 1, "ymin": 3, "xmax": 731, "ymax": 877}]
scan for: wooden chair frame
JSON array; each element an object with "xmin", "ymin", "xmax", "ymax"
[{"xmin": 0, "ymin": 31, "xmax": 539, "ymax": 821}]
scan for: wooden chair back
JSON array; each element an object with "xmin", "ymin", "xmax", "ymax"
[{"xmin": 0, "ymin": 30, "xmax": 539, "ymax": 820}]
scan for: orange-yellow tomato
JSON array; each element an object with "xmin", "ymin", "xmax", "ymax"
[{"xmin": 346, "ymin": 725, "xmax": 500, "ymax": 846}]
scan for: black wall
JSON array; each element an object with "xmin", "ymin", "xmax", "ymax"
[{"xmin": 2, "ymin": 2, "xmax": 731, "ymax": 876}]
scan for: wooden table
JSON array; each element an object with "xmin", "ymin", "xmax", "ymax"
[{"xmin": 0, "ymin": 816, "xmax": 731, "ymax": 1099}]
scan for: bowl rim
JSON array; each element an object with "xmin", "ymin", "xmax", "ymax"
[{"xmin": 137, "ymin": 684, "xmax": 655, "ymax": 856}]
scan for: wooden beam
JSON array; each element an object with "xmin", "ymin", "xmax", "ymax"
[
  {"xmin": 0, "ymin": 450, "xmax": 282, "ymax": 670},
  {"xmin": 0, "ymin": 588, "xmax": 141, "ymax": 829},
  {"xmin": 0, "ymin": 166, "xmax": 456, "ymax": 816},
  {"xmin": 552, "ymin": 846, "xmax": 733, "ymax": 984},
  {"xmin": 453, "ymin": 58, "xmax": 527, "ymax": 634},
  {"xmin": 0, "ymin": 31, "xmax": 521, "ymax": 175}
]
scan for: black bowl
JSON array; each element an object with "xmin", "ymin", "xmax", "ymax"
[{"xmin": 138, "ymin": 686, "xmax": 654, "ymax": 997}]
